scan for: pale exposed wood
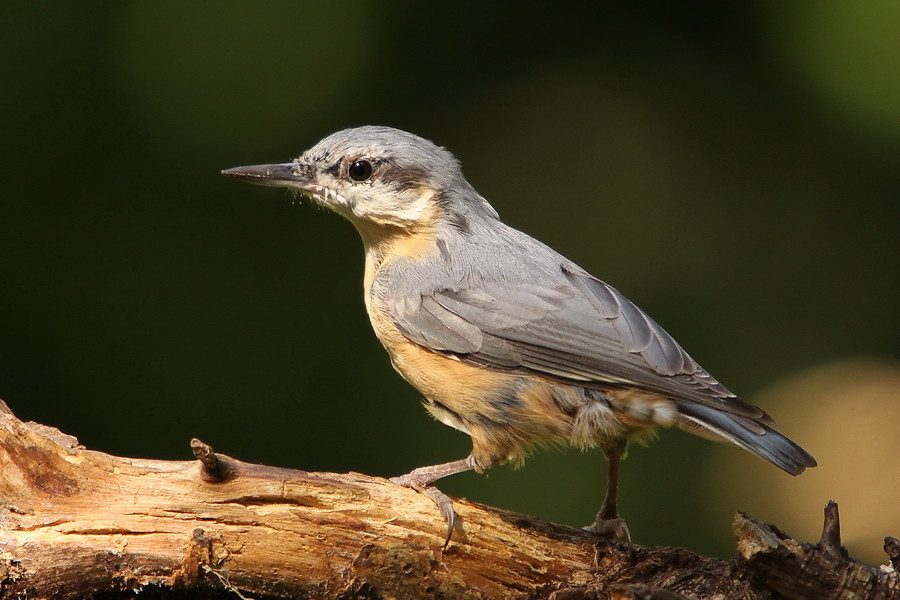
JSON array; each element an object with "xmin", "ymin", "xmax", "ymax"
[{"xmin": 0, "ymin": 400, "xmax": 896, "ymax": 600}]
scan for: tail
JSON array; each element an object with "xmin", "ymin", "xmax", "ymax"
[{"xmin": 676, "ymin": 403, "xmax": 817, "ymax": 475}]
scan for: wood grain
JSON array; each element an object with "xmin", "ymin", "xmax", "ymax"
[{"xmin": 0, "ymin": 400, "xmax": 895, "ymax": 599}]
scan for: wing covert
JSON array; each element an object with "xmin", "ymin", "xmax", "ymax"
[{"xmin": 386, "ymin": 265, "xmax": 756, "ymax": 414}]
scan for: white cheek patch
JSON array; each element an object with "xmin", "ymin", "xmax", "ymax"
[{"xmin": 354, "ymin": 187, "xmax": 436, "ymax": 227}]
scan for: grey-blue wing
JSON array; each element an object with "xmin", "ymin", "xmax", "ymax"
[{"xmin": 388, "ymin": 266, "xmax": 768, "ymax": 421}]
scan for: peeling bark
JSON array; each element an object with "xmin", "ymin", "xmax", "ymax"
[{"xmin": 0, "ymin": 400, "xmax": 896, "ymax": 599}]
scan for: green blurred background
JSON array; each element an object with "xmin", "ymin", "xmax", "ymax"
[{"xmin": 2, "ymin": 1, "xmax": 899, "ymax": 562}]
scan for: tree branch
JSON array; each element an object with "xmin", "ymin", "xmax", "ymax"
[{"xmin": 0, "ymin": 400, "xmax": 896, "ymax": 599}]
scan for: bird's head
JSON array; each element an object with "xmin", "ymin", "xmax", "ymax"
[{"xmin": 223, "ymin": 126, "xmax": 497, "ymax": 240}]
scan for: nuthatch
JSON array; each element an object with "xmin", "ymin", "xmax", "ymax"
[{"xmin": 223, "ymin": 126, "xmax": 816, "ymax": 545}]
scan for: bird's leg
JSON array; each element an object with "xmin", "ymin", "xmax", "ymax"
[
  {"xmin": 585, "ymin": 440, "xmax": 632, "ymax": 543},
  {"xmin": 390, "ymin": 456, "xmax": 477, "ymax": 547}
]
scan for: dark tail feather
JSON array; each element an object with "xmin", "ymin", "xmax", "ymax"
[{"xmin": 676, "ymin": 403, "xmax": 817, "ymax": 475}]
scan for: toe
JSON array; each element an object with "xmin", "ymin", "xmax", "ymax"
[{"xmin": 585, "ymin": 517, "xmax": 631, "ymax": 544}]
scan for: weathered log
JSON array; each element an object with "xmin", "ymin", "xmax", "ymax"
[{"xmin": 0, "ymin": 400, "xmax": 895, "ymax": 599}]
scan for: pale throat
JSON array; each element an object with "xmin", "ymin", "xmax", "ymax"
[{"xmin": 352, "ymin": 190, "xmax": 443, "ymax": 304}]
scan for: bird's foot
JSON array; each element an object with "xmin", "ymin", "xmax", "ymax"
[
  {"xmin": 584, "ymin": 516, "xmax": 632, "ymax": 544},
  {"xmin": 390, "ymin": 458, "xmax": 475, "ymax": 547},
  {"xmin": 390, "ymin": 472, "xmax": 458, "ymax": 548}
]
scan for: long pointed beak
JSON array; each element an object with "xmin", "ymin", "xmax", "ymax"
[{"xmin": 221, "ymin": 162, "xmax": 313, "ymax": 189}]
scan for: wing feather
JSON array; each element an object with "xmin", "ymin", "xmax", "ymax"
[
  {"xmin": 386, "ymin": 265, "xmax": 765, "ymax": 419},
  {"xmin": 392, "ymin": 294, "xmax": 483, "ymax": 353}
]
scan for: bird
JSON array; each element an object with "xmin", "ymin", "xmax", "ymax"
[{"xmin": 222, "ymin": 126, "xmax": 816, "ymax": 545}]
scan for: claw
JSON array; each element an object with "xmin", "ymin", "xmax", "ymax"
[
  {"xmin": 585, "ymin": 517, "xmax": 632, "ymax": 544},
  {"xmin": 390, "ymin": 478, "xmax": 457, "ymax": 548},
  {"xmin": 421, "ymin": 486, "xmax": 457, "ymax": 548},
  {"xmin": 390, "ymin": 457, "xmax": 475, "ymax": 548}
]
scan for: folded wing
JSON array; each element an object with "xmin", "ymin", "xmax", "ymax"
[{"xmin": 388, "ymin": 266, "xmax": 768, "ymax": 421}]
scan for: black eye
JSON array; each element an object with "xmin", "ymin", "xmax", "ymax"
[{"xmin": 348, "ymin": 160, "xmax": 373, "ymax": 181}]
